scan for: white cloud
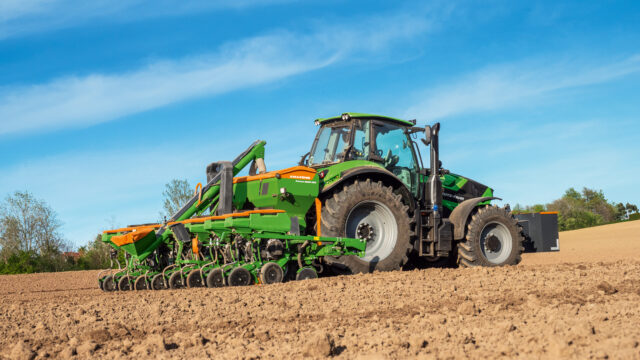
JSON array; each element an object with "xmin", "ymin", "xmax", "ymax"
[
  {"xmin": 405, "ymin": 55, "xmax": 640, "ymax": 122},
  {"xmin": 0, "ymin": 0, "xmax": 295, "ymax": 39},
  {"xmin": 0, "ymin": 14, "xmax": 430, "ymax": 136}
]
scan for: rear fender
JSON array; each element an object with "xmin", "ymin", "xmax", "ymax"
[{"xmin": 449, "ymin": 196, "xmax": 501, "ymax": 240}]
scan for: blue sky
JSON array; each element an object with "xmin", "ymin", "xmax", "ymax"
[{"xmin": 0, "ymin": 0, "xmax": 639, "ymax": 248}]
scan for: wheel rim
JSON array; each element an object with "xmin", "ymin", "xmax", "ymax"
[
  {"xmin": 346, "ymin": 200, "xmax": 397, "ymax": 262},
  {"xmin": 479, "ymin": 221, "xmax": 513, "ymax": 264}
]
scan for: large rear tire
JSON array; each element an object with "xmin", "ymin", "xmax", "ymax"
[
  {"xmin": 457, "ymin": 205, "xmax": 524, "ymax": 267},
  {"xmin": 321, "ymin": 179, "xmax": 413, "ymax": 273}
]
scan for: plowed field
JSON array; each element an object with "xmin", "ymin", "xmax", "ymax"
[{"xmin": 1, "ymin": 221, "xmax": 639, "ymax": 359}]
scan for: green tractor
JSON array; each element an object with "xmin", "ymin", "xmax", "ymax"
[
  {"xmin": 302, "ymin": 113, "xmax": 523, "ymax": 273},
  {"xmin": 99, "ymin": 113, "xmax": 547, "ymax": 291}
]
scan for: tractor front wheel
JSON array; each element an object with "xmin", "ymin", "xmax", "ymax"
[
  {"xmin": 457, "ymin": 205, "xmax": 524, "ymax": 267},
  {"xmin": 322, "ymin": 179, "xmax": 413, "ymax": 273}
]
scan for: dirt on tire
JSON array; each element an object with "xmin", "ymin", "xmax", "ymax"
[{"xmin": 1, "ymin": 221, "xmax": 639, "ymax": 359}]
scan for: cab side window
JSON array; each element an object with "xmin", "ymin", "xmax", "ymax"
[{"xmin": 372, "ymin": 122, "xmax": 418, "ymax": 192}]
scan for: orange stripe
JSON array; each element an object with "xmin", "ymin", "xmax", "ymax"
[
  {"xmin": 167, "ymin": 209, "xmax": 285, "ymax": 225},
  {"xmin": 192, "ymin": 235, "xmax": 199, "ymax": 255},
  {"xmin": 315, "ymin": 198, "xmax": 322, "ymax": 237},
  {"xmin": 104, "ymin": 224, "xmax": 161, "ymax": 234},
  {"xmin": 539, "ymin": 211, "xmax": 559, "ymax": 215},
  {"xmin": 233, "ymin": 166, "xmax": 316, "ymax": 184}
]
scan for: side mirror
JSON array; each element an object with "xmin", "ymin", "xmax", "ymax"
[{"xmin": 422, "ymin": 125, "xmax": 431, "ymax": 146}]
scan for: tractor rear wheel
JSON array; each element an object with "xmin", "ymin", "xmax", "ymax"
[
  {"xmin": 457, "ymin": 205, "xmax": 524, "ymax": 267},
  {"xmin": 322, "ymin": 179, "xmax": 413, "ymax": 273}
]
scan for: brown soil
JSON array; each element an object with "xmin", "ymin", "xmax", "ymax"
[{"xmin": 1, "ymin": 221, "xmax": 639, "ymax": 359}]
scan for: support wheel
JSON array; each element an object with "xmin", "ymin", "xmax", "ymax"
[
  {"xmin": 206, "ymin": 268, "xmax": 226, "ymax": 288},
  {"xmin": 118, "ymin": 275, "xmax": 132, "ymax": 291},
  {"xmin": 322, "ymin": 179, "xmax": 414, "ymax": 273},
  {"xmin": 151, "ymin": 274, "xmax": 166, "ymax": 290},
  {"xmin": 187, "ymin": 269, "xmax": 205, "ymax": 288},
  {"xmin": 134, "ymin": 276, "xmax": 148, "ymax": 290},
  {"xmin": 260, "ymin": 262, "xmax": 284, "ymax": 285},
  {"xmin": 457, "ymin": 205, "xmax": 524, "ymax": 267},
  {"xmin": 168, "ymin": 271, "xmax": 185, "ymax": 289},
  {"xmin": 102, "ymin": 275, "xmax": 117, "ymax": 292},
  {"xmin": 296, "ymin": 267, "xmax": 318, "ymax": 281},
  {"xmin": 228, "ymin": 267, "xmax": 252, "ymax": 286}
]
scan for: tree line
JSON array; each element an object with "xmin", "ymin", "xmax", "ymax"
[
  {"xmin": 512, "ymin": 187, "xmax": 639, "ymax": 231},
  {"xmin": 0, "ymin": 191, "xmax": 115, "ymax": 274},
  {"xmin": 0, "ymin": 180, "xmax": 193, "ymax": 275}
]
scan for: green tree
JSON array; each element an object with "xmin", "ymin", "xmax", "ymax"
[
  {"xmin": 547, "ymin": 187, "xmax": 620, "ymax": 231},
  {"xmin": 0, "ymin": 191, "xmax": 66, "ymax": 263},
  {"xmin": 160, "ymin": 179, "xmax": 193, "ymax": 221}
]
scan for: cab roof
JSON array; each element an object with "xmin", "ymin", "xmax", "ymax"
[{"xmin": 315, "ymin": 113, "xmax": 415, "ymax": 127}]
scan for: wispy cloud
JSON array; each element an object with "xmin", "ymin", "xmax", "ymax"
[
  {"xmin": 0, "ymin": 0, "xmax": 294, "ymax": 39},
  {"xmin": 0, "ymin": 13, "xmax": 430, "ymax": 136},
  {"xmin": 405, "ymin": 55, "xmax": 640, "ymax": 122}
]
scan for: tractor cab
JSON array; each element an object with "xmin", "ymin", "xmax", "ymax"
[{"xmin": 306, "ymin": 113, "xmax": 423, "ymax": 195}]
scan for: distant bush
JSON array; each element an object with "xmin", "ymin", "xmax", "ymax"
[{"xmin": 630, "ymin": 213, "xmax": 640, "ymax": 221}]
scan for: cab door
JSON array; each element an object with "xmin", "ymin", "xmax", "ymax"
[{"xmin": 370, "ymin": 121, "xmax": 420, "ymax": 196}]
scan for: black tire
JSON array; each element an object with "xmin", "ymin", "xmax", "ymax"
[
  {"xmin": 98, "ymin": 276, "xmax": 105, "ymax": 290},
  {"xmin": 296, "ymin": 267, "xmax": 318, "ymax": 280},
  {"xmin": 321, "ymin": 179, "xmax": 413, "ymax": 273},
  {"xmin": 118, "ymin": 275, "xmax": 132, "ymax": 291},
  {"xmin": 134, "ymin": 276, "xmax": 148, "ymax": 290},
  {"xmin": 103, "ymin": 275, "xmax": 117, "ymax": 292},
  {"xmin": 228, "ymin": 267, "xmax": 252, "ymax": 286},
  {"xmin": 168, "ymin": 271, "xmax": 185, "ymax": 289},
  {"xmin": 457, "ymin": 205, "xmax": 524, "ymax": 267},
  {"xmin": 206, "ymin": 268, "xmax": 226, "ymax": 288},
  {"xmin": 186, "ymin": 269, "xmax": 205, "ymax": 288},
  {"xmin": 260, "ymin": 262, "xmax": 284, "ymax": 285},
  {"xmin": 151, "ymin": 274, "xmax": 166, "ymax": 290}
]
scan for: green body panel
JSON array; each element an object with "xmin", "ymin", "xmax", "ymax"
[{"xmin": 318, "ymin": 160, "xmax": 386, "ymax": 189}]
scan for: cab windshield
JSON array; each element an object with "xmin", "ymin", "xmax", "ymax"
[{"xmin": 308, "ymin": 124, "xmax": 351, "ymax": 166}]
